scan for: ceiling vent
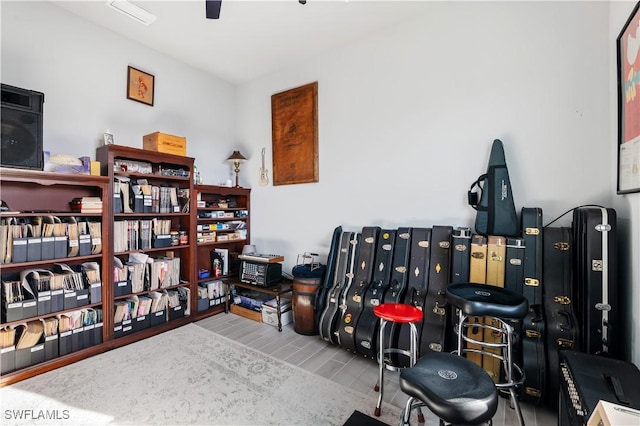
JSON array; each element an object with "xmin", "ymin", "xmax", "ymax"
[{"xmin": 105, "ymin": 1, "xmax": 158, "ymax": 26}]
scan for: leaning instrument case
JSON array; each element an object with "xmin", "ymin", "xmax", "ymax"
[{"xmin": 572, "ymin": 207, "xmax": 618, "ymax": 358}]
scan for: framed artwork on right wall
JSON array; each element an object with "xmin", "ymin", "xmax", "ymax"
[{"xmin": 616, "ymin": 1, "xmax": 640, "ymax": 194}]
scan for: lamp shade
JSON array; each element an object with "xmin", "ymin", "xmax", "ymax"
[{"xmin": 226, "ymin": 150, "xmax": 247, "ymax": 163}]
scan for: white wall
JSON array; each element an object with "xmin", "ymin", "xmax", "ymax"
[
  {"xmin": 609, "ymin": 0, "xmax": 640, "ymax": 366},
  {"xmin": 238, "ymin": 2, "xmax": 611, "ymax": 261},
  {"xmin": 0, "ymin": 1, "xmax": 237, "ymax": 184}
]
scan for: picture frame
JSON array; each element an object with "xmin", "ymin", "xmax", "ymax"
[
  {"xmin": 271, "ymin": 82, "xmax": 319, "ymax": 186},
  {"xmin": 616, "ymin": 1, "xmax": 640, "ymax": 194},
  {"xmin": 103, "ymin": 132, "xmax": 114, "ymax": 145},
  {"xmin": 127, "ymin": 66, "xmax": 154, "ymax": 106}
]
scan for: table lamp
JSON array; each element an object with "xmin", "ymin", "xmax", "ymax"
[{"xmin": 226, "ymin": 150, "xmax": 247, "ymax": 188}]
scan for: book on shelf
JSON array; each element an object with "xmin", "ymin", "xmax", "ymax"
[
  {"xmin": 214, "ymin": 248, "xmax": 229, "ymax": 275},
  {"xmin": 69, "ymin": 197, "xmax": 103, "ymax": 213}
]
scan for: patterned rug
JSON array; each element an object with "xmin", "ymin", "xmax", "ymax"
[{"xmin": 0, "ymin": 323, "xmax": 401, "ymax": 425}]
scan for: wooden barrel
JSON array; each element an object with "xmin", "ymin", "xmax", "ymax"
[{"xmin": 292, "ymin": 277, "xmax": 322, "ymax": 335}]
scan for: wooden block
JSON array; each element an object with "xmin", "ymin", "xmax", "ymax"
[{"xmin": 142, "ymin": 132, "xmax": 187, "ymax": 156}]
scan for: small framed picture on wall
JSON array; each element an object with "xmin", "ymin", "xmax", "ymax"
[{"xmin": 127, "ymin": 66, "xmax": 154, "ymax": 106}]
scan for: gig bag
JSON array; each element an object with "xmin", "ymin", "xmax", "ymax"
[{"xmin": 468, "ymin": 139, "xmax": 519, "ymax": 237}]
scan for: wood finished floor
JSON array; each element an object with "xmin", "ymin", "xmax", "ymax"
[{"xmin": 195, "ymin": 312, "xmax": 558, "ymax": 426}]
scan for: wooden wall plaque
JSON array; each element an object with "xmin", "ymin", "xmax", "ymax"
[{"xmin": 271, "ymin": 82, "xmax": 318, "ymax": 185}]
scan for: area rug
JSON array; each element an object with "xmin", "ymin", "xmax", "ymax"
[{"xmin": 0, "ymin": 324, "xmax": 401, "ymax": 425}]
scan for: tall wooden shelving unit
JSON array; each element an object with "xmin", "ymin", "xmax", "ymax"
[
  {"xmin": 0, "ymin": 168, "xmax": 111, "ymax": 386},
  {"xmin": 192, "ymin": 184, "xmax": 250, "ymax": 320},
  {"xmin": 96, "ymin": 145, "xmax": 195, "ymax": 345},
  {"xmin": 0, "ymin": 150, "xmax": 253, "ymax": 386}
]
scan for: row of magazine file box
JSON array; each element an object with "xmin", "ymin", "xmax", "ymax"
[
  {"xmin": 113, "ymin": 288, "xmax": 189, "ymax": 339},
  {"xmin": 0, "ymin": 308, "xmax": 103, "ymax": 375},
  {"xmin": 196, "ymin": 280, "xmax": 226, "ymax": 312},
  {"xmin": 1, "ymin": 263, "xmax": 101, "ymax": 324},
  {"xmin": 0, "ymin": 217, "xmax": 101, "ymax": 264}
]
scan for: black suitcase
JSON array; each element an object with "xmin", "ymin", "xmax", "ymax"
[
  {"xmin": 572, "ymin": 207, "xmax": 618, "ymax": 358},
  {"xmin": 520, "ymin": 207, "xmax": 546, "ymax": 404},
  {"xmin": 543, "ymin": 226, "xmax": 579, "ymax": 407},
  {"xmin": 337, "ymin": 226, "xmax": 380, "ymax": 352}
]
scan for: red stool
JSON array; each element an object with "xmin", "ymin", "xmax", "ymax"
[{"xmin": 373, "ymin": 303, "xmax": 424, "ymax": 418}]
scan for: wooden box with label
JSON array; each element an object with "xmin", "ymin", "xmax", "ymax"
[{"xmin": 143, "ymin": 132, "xmax": 187, "ymax": 156}]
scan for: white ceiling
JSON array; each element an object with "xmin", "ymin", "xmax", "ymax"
[{"xmin": 50, "ymin": 0, "xmax": 432, "ymax": 85}]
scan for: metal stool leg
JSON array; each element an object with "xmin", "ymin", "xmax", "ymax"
[
  {"xmin": 455, "ymin": 312, "xmax": 524, "ymax": 426},
  {"xmin": 504, "ymin": 321, "xmax": 524, "ymax": 426},
  {"xmin": 374, "ymin": 318, "xmax": 386, "ymax": 417},
  {"xmin": 408, "ymin": 322, "xmax": 424, "ymax": 423}
]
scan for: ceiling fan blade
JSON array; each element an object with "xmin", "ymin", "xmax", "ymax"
[{"xmin": 205, "ymin": 0, "xmax": 222, "ymax": 19}]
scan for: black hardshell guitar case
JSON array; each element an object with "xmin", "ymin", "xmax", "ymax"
[
  {"xmin": 338, "ymin": 226, "xmax": 379, "ymax": 352},
  {"xmin": 380, "ymin": 227, "xmax": 412, "ymax": 365},
  {"xmin": 520, "ymin": 207, "xmax": 545, "ymax": 405},
  {"xmin": 420, "ymin": 225, "xmax": 453, "ymax": 354},
  {"xmin": 315, "ymin": 226, "xmax": 342, "ymax": 331},
  {"xmin": 354, "ymin": 229, "xmax": 396, "ymax": 359},
  {"xmin": 450, "ymin": 226, "xmax": 471, "ymax": 284},
  {"xmin": 572, "ymin": 207, "xmax": 618, "ymax": 358},
  {"xmin": 335, "ymin": 232, "xmax": 361, "ymax": 347},
  {"xmin": 543, "ymin": 226, "xmax": 579, "ymax": 407},
  {"xmin": 397, "ymin": 227, "xmax": 431, "ymax": 368},
  {"xmin": 318, "ymin": 231, "xmax": 356, "ymax": 344}
]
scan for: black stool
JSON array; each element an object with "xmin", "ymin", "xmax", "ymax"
[
  {"xmin": 446, "ymin": 282, "xmax": 529, "ymax": 426},
  {"xmin": 399, "ymin": 351, "xmax": 498, "ymax": 425}
]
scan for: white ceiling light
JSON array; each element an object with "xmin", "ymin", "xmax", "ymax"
[{"xmin": 105, "ymin": 1, "xmax": 157, "ymax": 26}]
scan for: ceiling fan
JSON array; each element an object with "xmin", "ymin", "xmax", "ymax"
[{"xmin": 205, "ymin": 0, "xmax": 222, "ymax": 19}]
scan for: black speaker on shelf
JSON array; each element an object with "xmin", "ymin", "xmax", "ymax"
[{"xmin": 1, "ymin": 83, "xmax": 44, "ymax": 170}]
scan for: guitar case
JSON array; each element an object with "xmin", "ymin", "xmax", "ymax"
[
  {"xmin": 465, "ymin": 234, "xmax": 487, "ymax": 368},
  {"xmin": 483, "ymin": 235, "xmax": 507, "ymax": 383},
  {"xmin": 420, "ymin": 225, "xmax": 452, "ymax": 354},
  {"xmin": 335, "ymin": 232, "xmax": 361, "ymax": 347},
  {"xmin": 468, "ymin": 139, "xmax": 519, "ymax": 238},
  {"xmin": 337, "ymin": 226, "xmax": 379, "ymax": 352},
  {"xmin": 572, "ymin": 207, "xmax": 618, "ymax": 358},
  {"xmin": 520, "ymin": 207, "xmax": 546, "ymax": 405},
  {"xmin": 450, "ymin": 226, "xmax": 471, "ymax": 284},
  {"xmin": 504, "ymin": 236, "xmax": 525, "ymax": 374},
  {"xmin": 318, "ymin": 231, "xmax": 356, "ymax": 344},
  {"xmin": 353, "ymin": 229, "xmax": 396, "ymax": 359},
  {"xmin": 315, "ymin": 226, "xmax": 342, "ymax": 331},
  {"xmin": 505, "ymin": 237, "xmax": 525, "ymax": 296},
  {"xmin": 380, "ymin": 227, "xmax": 412, "ymax": 365},
  {"xmin": 543, "ymin": 226, "xmax": 579, "ymax": 407},
  {"xmin": 396, "ymin": 227, "xmax": 431, "ymax": 368}
]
